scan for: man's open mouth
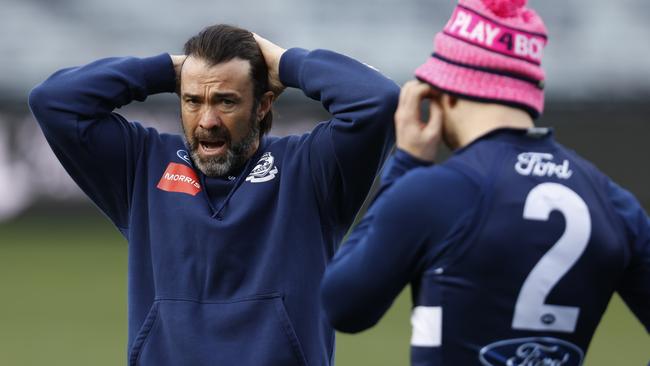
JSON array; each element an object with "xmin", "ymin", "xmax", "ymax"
[{"xmin": 198, "ymin": 139, "xmax": 227, "ymax": 155}]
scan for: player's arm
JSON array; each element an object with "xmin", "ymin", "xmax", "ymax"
[
  {"xmin": 609, "ymin": 181, "xmax": 650, "ymax": 332},
  {"xmin": 379, "ymin": 148, "xmax": 434, "ymax": 192},
  {"xmin": 28, "ymin": 54, "xmax": 182, "ymax": 229},
  {"xmin": 320, "ymin": 165, "xmax": 479, "ymax": 333},
  {"xmin": 255, "ymin": 34, "xmax": 400, "ymax": 227},
  {"xmin": 320, "ymin": 80, "xmax": 468, "ymax": 333}
]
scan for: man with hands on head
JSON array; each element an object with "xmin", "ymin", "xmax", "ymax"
[
  {"xmin": 29, "ymin": 24, "xmax": 398, "ymax": 366},
  {"xmin": 320, "ymin": 1, "xmax": 650, "ymax": 365}
]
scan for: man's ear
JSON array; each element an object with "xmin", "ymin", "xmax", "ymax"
[
  {"xmin": 440, "ymin": 93, "xmax": 459, "ymax": 111},
  {"xmin": 440, "ymin": 93, "xmax": 459, "ymax": 112},
  {"xmin": 257, "ymin": 91, "xmax": 275, "ymax": 122},
  {"xmin": 448, "ymin": 94, "xmax": 459, "ymax": 108}
]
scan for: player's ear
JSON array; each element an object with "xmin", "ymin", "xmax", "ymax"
[
  {"xmin": 448, "ymin": 94, "xmax": 459, "ymax": 108},
  {"xmin": 257, "ymin": 91, "xmax": 274, "ymax": 122},
  {"xmin": 440, "ymin": 93, "xmax": 458, "ymax": 112}
]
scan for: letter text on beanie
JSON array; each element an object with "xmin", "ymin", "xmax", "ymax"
[{"xmin": 444, "ymin": 5, "xmax": 547, "ymax": 65}]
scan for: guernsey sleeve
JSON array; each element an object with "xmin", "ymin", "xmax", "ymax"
[
  {"xmin": 28, "ymin": 54, "xmax": 176, "ymax": 230},
  {"xmin": 609, "ymin": 180, "xmax": 650, "ymax": 333},
  {"xmin": 380, "ymin": 148, "xmax": 433, "ymax": 188},
  {"xmin": 320, "ymin": 163, "xmax": 479, "ymax": 333},
  {"xmin": 279, "ymin": 48, "xmax": 399, "ymax": 228}
]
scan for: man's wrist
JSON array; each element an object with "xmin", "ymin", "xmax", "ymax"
[
  {"xmin": 278, "ymin": 48, "xmax": 310, "ymax": 89},
  {"xmin": 380, "ymin": 148, "xmax": 433, "ymax": 185},
  {"xmin": 394, "ymin": 148, "xmax": 435, "ymax": 167},
  {"xmin": 169, "ymin": 54, "xmax": 187, "ymax": 94},
  {"xmin": 142, "ymin": 54, "xmax": 178, "ymax": 95}
]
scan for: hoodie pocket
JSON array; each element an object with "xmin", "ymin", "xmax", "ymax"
[{"xmin": 129, "ymin": 293, "xmax": 308, "ymax": 366}]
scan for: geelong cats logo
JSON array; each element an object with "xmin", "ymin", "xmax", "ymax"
[
  {"xmin": 246, "ymin": 152, "xmax": 279, "ymax": 183},
  {"xmin": 177, "ymin": 149, "xmax": 192, "ymax": 165}
]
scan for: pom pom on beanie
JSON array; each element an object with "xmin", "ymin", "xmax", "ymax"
[{"xmin": 482, "ymin": 0, "xmax": 527, "ymax": 18}]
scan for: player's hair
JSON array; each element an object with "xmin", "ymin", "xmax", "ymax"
[{"xmin": 183, "ymin": 24, "xmax": 273, "ymax": 136}]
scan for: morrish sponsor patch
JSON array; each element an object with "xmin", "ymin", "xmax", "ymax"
[{"xmin": 157, "ymin": 162, "xmax": 202, "ymax": 196}]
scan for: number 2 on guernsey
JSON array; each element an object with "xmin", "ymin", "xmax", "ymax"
[{"xmin": 512, "ymin": 183, "xmax": 592, "ymax": 333}]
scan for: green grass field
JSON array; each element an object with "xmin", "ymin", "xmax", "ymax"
[{"xmin": 0, "ymin": 211, "xmax": 648, "ymax": 365}]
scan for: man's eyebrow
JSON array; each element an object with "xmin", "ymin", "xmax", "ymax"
[
  {"xmin": 181, "ymin": 92, "xmax": 202, "ymax": 100},
  {"xmin": 211, "ymin": 92, "xmax": 240, "ymax": 99},
  {"xmin": 209, "ymin": 92, "xmax": 242, "ymax": 103},
  {"xmin": 181, "ymin": 91, "xmax": 241, "ymax": 101}
]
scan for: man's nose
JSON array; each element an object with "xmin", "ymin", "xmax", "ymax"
[{"xmin": 198, "ymin": 109, "xmax": 222, "ymax": 130}]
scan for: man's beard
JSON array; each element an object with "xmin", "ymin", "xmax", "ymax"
[{"xmin": 184, "ymin": 114, "xmax": 260, "ymax": 177}]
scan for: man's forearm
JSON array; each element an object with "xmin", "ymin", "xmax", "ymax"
[
  {"xmin": 29, "ymin": 54, "xmax": 177, "ymax": 124},
  {"xmin": 279, "ymin": 48, "xmax": 398, "ymax": 123},
  {"xmin": 27, "ymin": 54, "xmax": 177, "ymax": 230}
]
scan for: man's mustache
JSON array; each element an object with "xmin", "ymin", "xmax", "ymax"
[{"xmin": 192, "ymin": 126, "xmax": 231, "ymax": 144}]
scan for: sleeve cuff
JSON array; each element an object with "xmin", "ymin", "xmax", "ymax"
[
  {"xmin": 393, "ymin": 149, "xmax": 435, "ymax": 168},
  {"xmin": 279, "ymin": 48, "xmax": 310, "ymax": 89},
  {"xmin": 380, "ymin": 149, "xmax": 433, "ymax": 184},
  {"xmin": 141, "ymin": 53, "xmax": 177, "ymax": 95}
]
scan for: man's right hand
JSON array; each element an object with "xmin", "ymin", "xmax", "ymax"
[
  {"xmin": 170, "ymin": 54, "xmax": 187, "ymax": 94},
  {"xmin": 394, "ymin": 80, "xmax": 443, "ymax": 163},
  {"xmin": 252, "ymin": 33, "xmax": 287, "ymax": 97}
]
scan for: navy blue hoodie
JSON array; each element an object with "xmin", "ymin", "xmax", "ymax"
[{"xmin": 29, "ymin": 48, "xmax": 398, "ymax": 366}]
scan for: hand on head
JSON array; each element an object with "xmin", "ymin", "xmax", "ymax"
[
  {"xmin": 170, "ymin": 54, "xmax": 188, "ymax": 95},
  {"xmin": 252, "ymin": 33, "xmax": 287, "ymax": 98},
  {"xmin": 394, "ymin": 80, "xmax": 443, "ymax": 162}
]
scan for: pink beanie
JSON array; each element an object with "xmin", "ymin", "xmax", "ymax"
[{"xmin": 415, "ymin": 0, "xmax": 547, "ymax": 117}]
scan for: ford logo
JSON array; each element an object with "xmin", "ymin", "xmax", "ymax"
[{"xmin": 479, "ymin": 337, "xmax": 584, "ymax": 366}]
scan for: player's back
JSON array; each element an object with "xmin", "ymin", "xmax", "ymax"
[{"xmin": 414, "ymin": 128, "xmax": 633, "ymax": 365}]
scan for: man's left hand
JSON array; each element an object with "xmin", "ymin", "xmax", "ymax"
[
  {"xmin": 394, "ymin": 80, "xmax": 443, "ymax": 163},
  {"xmin": 253, "ymin": 33, "xmax": 286, "ymax": 98}
]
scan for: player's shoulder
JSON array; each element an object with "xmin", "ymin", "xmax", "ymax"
[
  {"xmin": 261, "ymin": 134, "xmax": 285, "ymax": 146},
  {"xmin": 147, "ymin": 128, "xmax": 183, "ymax": 148},
  {"xmin": 604, "ymin": 177, "xmax": 649, "ymax": 247},
  {"xmin": 371, "ymin": 164, "xmax": 482, "ymax": 256},
  {"xmin": 528, "ymin": 138, "xmax": 648, "ymax": 248},
  {"xmin": 402, "ymin": 163, "xmax": 479, "ymax": 189},
  {"xmin": 263, "ymin": 124, "xmax": 332, "ymax": 156},
  {"xmin": 384, "ymin": 163, "xmax": 482, "ymax": 217},
  {"xmin": 443, "ymin": 135, "xmax": 515, "ymax": 184},
  {"xmin": 260, "ymin": 134, "xmax": 304, "ymax": 156},
  {"xmin": 552, "ymin": 141, "xmax": 609, "ymax": 180},
  {"xmin": 549, "ymin": 140, "xmax": 627, "ymax": 206}
]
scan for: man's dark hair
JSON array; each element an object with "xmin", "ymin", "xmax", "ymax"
[{"xmin": 183, "ymin": 24, "xmax": 273, "ymax": 135}]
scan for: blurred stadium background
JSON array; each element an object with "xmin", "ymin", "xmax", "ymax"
[{"xmin": 1, "ymin": 0, "xmax": 649, "ymax": 364}]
